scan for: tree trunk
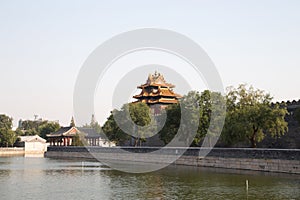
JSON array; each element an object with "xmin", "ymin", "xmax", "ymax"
[
  {"xmin": 250, "ymin": 138, "xmax": 257, "ymax": 148},
  {"xmin": 250, "ymin": 131, "xmax": 257, "ymax": 148},
  {"xmin": 134, "ymin": 137, "xmax": 139, "ymax": 147}
]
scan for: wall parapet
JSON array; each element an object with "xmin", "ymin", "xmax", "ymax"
[{"xmin": 47, "ymin": 146, "xmax": 300, "ymax": 160}]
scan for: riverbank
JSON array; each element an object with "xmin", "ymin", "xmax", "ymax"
[
  {"xmin": 0, "ymin": 147, "xmax": 24, "ymax": 157},
  {"xmin": 0, "ymin": 147, "xmax": 45, "ymax": 157},
  {"xmin": 45, "ymin": 147, "xmax": 300, "ymax": 174}
]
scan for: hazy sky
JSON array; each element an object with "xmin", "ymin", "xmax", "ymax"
[{"xmin": 0, "ymin": 0, "xmax": 300, "ymax": 127}]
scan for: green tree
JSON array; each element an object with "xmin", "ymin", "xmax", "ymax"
[
  {"xmin": 127, "ymin": 102, "xmax": 151, "ymax": 146},
  {"xmin": 71, "ymin": 133, "xmax": 85, "ymax": 146},
  {"xmin": 159, "ymin": 91, "xmax": 201, "ymax": 146},
  {"xmin": 1, "ymin": 129, "xmax": 16, "ymax": 147},
  {"xmin": 102, "ymin": 111, "xmax": 130, "ymax": 145},
  {"xmin": 102, "ymin": 102, "xmax": 151, "ymax": 146},
  {"xmin": 222, "ymin": 84, "xmax": 288, "ymax": 148},
  {"xmin": 159, "ymin": 90, "xmax": 226, "ymax": 147},
  {"xmin": 102, "ymin": 112, "xmax": 123, "ymax": 145},
  {"xmin": 159, "ymin": 103, "xmax": 180, "ymax": 144},
  {"xmin": 0, "ymin": 114, "xmax": 13, "ymax": 130},
  {"xmin": 195, "ymin": 90, "xmax": 226, "ymax": 147},
  {"xmin": 17, "ymin": 119, "xmax": 60, "ymax": 138},
  {"xmin": 39, "ymin": 122, "xmax": 60, "ymax": 139},
  {"xmin": 18, "ymin": 120, "xmax": 47, "ymax": 135},
  {"xmin": 14, "ymin": 128, "xmax": 23, "ymax": 136},
  {"xmin": 0, "ymin": 114, "xmax": 16, "ymax": 147}
]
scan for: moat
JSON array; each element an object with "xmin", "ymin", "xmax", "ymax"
[{"xmin": 0, "ymin": 157, "xmax": 299, "ymax": 200}]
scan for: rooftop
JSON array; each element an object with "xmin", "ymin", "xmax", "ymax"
[
  {"xmin": 19, "ymin": 135, "xmax": 46, "ymax": 143},
  {"xmin": 138, "ymin": 71, "xmax": 175, "ymax": 88}
]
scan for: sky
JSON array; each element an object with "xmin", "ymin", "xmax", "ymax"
[{"xmin": 0, "ymin": 0, "xmax": 300, "ymax": 127}]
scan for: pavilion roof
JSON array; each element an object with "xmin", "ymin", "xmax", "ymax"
[
  {"xmin": 77, "ymin": 127, "xmax": 105, "ymax": 138},
  {"xmin": 134, "ymin": 98, "xmax": 179, "ymax": 104},
  {"xmin": 47, "ymin": 126, "xmax": 105, "ymax": 138},
  {"xmin": 148, "ymin": 98, "xmax": 179, "ymax": 104},
  {"xmin": 47, "ymin": 126, "xmax": 80, "ymax": 137},
  {"xmin": 19, "ymin": 135, "xmax": 46, "ymax": 143},
  {"xmin": 133, "ymin": 87, "xmax": 182, "ymax": 99},
  {"xmin": 138, "ymin": 83, "xmax": 175, "ymax": 88}
]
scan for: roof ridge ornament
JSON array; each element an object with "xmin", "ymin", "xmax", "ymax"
[{"xmin": 146, "ymin": 71, "xmax": 166, "ymax": 84}]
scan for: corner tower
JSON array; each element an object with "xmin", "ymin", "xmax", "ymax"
[{"xmin": 133, "ymin": 71, "xmax": 182, "ymax": 114}]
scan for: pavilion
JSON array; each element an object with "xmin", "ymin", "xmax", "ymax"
[{"xmin": 47, "ymin": 126, "xmax": 115, "ymax": 147}]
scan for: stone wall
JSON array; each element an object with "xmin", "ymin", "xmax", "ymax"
[
  {"xmin": 0, "ymin": 147, "xmax": 25, "ymax": 157},
  {"xmin": 258, "ymin": 100, "xmax": 300, "ymax": 149},
  {"xmin": 46, "ymin": 147, "xmax": 300, "ymax": 174}
]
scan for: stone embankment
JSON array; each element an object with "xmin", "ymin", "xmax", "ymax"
[
  {"xmin": 45, "ymin": 147, "xmax": 300, "ymax": 174},
  {"xmin": 0, "ymin": 148, "xmax": 24, "ymax": 156}
]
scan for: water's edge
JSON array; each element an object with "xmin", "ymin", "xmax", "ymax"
[{"xmin": 0, "ymin": 148, "xmax": 24, "ymax": 157}]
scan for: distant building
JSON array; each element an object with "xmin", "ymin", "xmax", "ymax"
[
  {"xmin": 47, "ymin": 126, "xmax": 115, "ymax": 147},
  {"xmin": 133, "ymin": 71, "xmax": 181, "ymax": 114},
  {"xmin": 18, "ymin": 135, "xmax": 47, "ymax": 157},
  {"xmin": 78, "ymin": 127, "xmax": 115, "ymax": 147}
]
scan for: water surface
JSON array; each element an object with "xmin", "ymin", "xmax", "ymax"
[{"xmin": 0, "ymin": 157, "xmax": 299, "ymax": 200}]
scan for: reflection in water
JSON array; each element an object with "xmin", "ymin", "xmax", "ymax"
[
  {"xmin": 102, "ymin": 166, "xmax": 300, "ymax": 200},
  {"xmin": 0, "ymin": 157, "xmax": 299, "ymax": 200}
]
